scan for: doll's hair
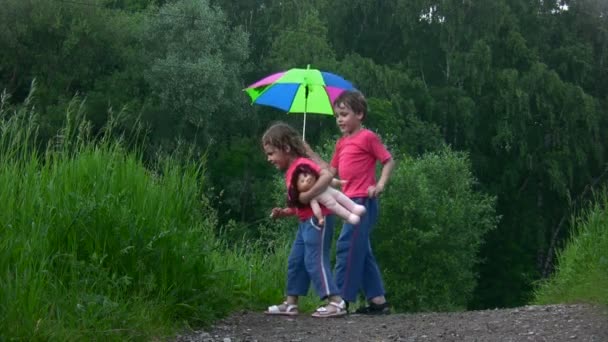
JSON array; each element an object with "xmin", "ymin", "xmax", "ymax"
[{"xmin": 287, "ymin": 164, "xmax": 319, "ymax": 208}]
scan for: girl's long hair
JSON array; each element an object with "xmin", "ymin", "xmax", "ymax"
[
  {"xmin": 287, "ymin": 164, "xmax": 319, "ymax": 208},
  {"xmin": 262, "ymin": 122, "xmax": 307, "ymax": 157}
]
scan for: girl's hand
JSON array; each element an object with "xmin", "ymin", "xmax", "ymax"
[
  {"xmin": 270, "ymin": 207, "xmax": 295, "ymax": 219},
  {"xmin": 270, "ymin": 207, "xmax": 284, "ymax": 219},
  {"xmin": 367, "ymin": 183, "xmax": 385, "ymax": 198}
]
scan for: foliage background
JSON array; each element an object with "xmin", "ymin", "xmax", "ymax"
[{"xmin": 1, "ymin": 0, "xmax": 607, "ymax": 339}]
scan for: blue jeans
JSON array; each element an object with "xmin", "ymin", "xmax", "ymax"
[
  {"xmin": 286, "ymin": 214, "xmax": 339, "ymax": 299},
  {"xmin": 334, "ymin": 197, "xmax": 386, "ymax": 302}
]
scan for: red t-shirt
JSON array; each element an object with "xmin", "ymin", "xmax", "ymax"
[
  {"xmin": 286, "ymin": 157, "xmax": 331, "ymax": 221},
  {"xmin": 330, "ymin": 129, "xmax": 392, "ymax": 198}
]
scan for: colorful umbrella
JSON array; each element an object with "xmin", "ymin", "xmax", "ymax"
[{"xmin": 244, "ymin": 65, "xmax": 354, "ymax": 140}]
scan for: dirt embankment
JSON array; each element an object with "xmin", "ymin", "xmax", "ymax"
[{"xmin": 175, "ymin": 304, "xmax": 607, "ymax": 342}]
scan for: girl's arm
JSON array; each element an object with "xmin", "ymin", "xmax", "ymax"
[
  {"xmin": 304, "ymin": 141, "xmax": 329, "ymax": 169},
  {"xmin": 304, "ymin": 141, "xmax": 342, "ymax": 188},
  {"xmin": 270, "ymin": 207, "xmax": 296, "ymax": 219}
]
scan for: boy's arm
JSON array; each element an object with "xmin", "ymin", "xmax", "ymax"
[
  {"xmin": 299, "ymin": 168, "xmax": 334, "ymax": 204},
  {"xmin": 368, "ymin": 158, "xmax": 395, "ymax": 197}
]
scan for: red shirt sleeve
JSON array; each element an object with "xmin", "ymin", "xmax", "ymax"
[{"xmin": 366, "ymin": 131, "xmax": 392, "ymax": 164}]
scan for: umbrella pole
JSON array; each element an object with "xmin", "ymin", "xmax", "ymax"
[
  {"xmin": 303, "ymin": 83, "xmax": 308, "ymax": 141},
  {"xmin": 303, "ymin": 111, "xmax": 307, "ymax": 141}
]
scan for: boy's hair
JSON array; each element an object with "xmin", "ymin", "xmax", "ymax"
[
  {"xmin": 333, "ymin": 90, "xmax": 367, "ymax": 120},
  {"xmin": 287, "ymin": 164, "xmax": 319, "ymax": 208},
  {"xmin": 261, "ymin": 122, "xmax": 307, "ymax": 157}
]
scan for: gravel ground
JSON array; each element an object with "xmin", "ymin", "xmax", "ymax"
[{"xmin": 175, "ymin": 304, "xmax": 607, "ymax": 342}]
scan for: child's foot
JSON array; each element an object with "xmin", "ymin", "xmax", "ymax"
[
  {"xmin": 265, "ymin": 302, "xmax": 298, "ymax": 316},
  {"xmin": 355, "ymin": 301, "xmax": 391, "ymax": 315},
  {"xmin": 352, "ymin": 204, "xmax": 366, "ymax": 216},
  {"xmin": 346, "ymin": 214, "xmax": 360, "ymax": 225},
  {"xmin": 311, "ymin": 300, "xmax": 347, "ymax": 318}
]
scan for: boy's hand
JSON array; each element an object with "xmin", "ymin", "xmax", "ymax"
[
  {"xmin": 367, "ymin": 183, "xmax": 385, "ymax": 198},
  {"xmin": 331, "ymin": 178, "xmax": 347, "ymax": 189}
]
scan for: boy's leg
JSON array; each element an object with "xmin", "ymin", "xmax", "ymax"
[
  {"xmin": 355, "ymin": 198, "xmax": 389, "ymax": 314},
  {"xmin": 361, "ymin": 242, "xmax": 386, "ymax": 301},
  {"xmin": 334, "ymin": 197, "xmax": 373, "ymax": 303},
  {"xmin": 302, "ymin": 215, "xmax": 340, "ymax": 299},
  {"xmin": 360, "ymin": 198, "xmax": 386, "ymax": 300},
  {"xmin": 287, "ymin": 225, "xmax": 310, "ymax": 297}
]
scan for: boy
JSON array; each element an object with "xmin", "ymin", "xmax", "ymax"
[{"xmin": 308, "ymin": 90, "xmax": 395, "ymax": 314}]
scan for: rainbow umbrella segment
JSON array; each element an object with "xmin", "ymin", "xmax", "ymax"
[{"xmin": 244, "ymin": 65, "xmax": 354, "ymax": 140}]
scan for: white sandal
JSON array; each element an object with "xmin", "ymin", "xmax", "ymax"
[
  {"xmin": 311, "ymin": 300, "xmax": 347, "ymax": 318},
  {"xmin": 265, "ymin": 301, "xmax": 299, "ymax": 316}
]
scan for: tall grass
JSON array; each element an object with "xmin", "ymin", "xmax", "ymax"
[
  {"xmin": 0, "ymin": 89, "xmax": 297, "ymax": 340},
  {"xmin": 533, "ymin": 190, "xmax": 608, "ymax": 306}
]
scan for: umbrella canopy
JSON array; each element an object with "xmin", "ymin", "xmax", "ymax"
[{"xmin": 244, "ymin": 65, "xmax": 354, "ymax": 139}]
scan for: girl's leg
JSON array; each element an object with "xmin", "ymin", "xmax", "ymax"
[
  {"xmin": 287, "ymin": 225, "xmax": 311, "ymax": 296},
  {"xmin": 266, "ymin": 225, "xmax": 309, "ymax": 315},
  {"xmin": 302, "ymin": 215, "xmax": 339, "ymax": 299},
  {"xmin": 304, "ymin": 215, "xmax": 347, "ymax": 317}
]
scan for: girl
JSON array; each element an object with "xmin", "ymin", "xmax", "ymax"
[{"xmin": 262, "ymin": 122, "xmax": 346, "ymax": 318}]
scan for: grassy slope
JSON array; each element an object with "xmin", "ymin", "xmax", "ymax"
[
  {"xmin": 0, "ymin": 97, "xmax": 304, "ymax": 340},
  {"xmin": 534, "ymin": 192, "xmax": 608, "ymax": 307}
]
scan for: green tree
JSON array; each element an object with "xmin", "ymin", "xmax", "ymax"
[
  {"xmin": 139, "ymin": 0, "xmax": 249, "ymax": 147},
  {"xmin": 0, "ymin": 0, "xmax": 145, "ymax": 139},
  {"xmin": 266, "ymin": 8, "xmax": 336, "ymax": 71},
  {"xmin": 471, "ymin": 61, "xmax": 604, "ymax": 307}
]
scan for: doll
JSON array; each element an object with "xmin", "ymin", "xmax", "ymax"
[{"xmin": 288, "ymin": 164, "xmax": 366, "ymax": 225}]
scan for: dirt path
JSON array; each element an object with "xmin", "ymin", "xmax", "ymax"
[{"xmin": 175, "ymin": 304, "xmax": 607, "ymax": 342}]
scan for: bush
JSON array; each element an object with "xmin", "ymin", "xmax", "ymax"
[{"xmin": 375, "ymin": 148, "xmax": 498, "ymax": 312}]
